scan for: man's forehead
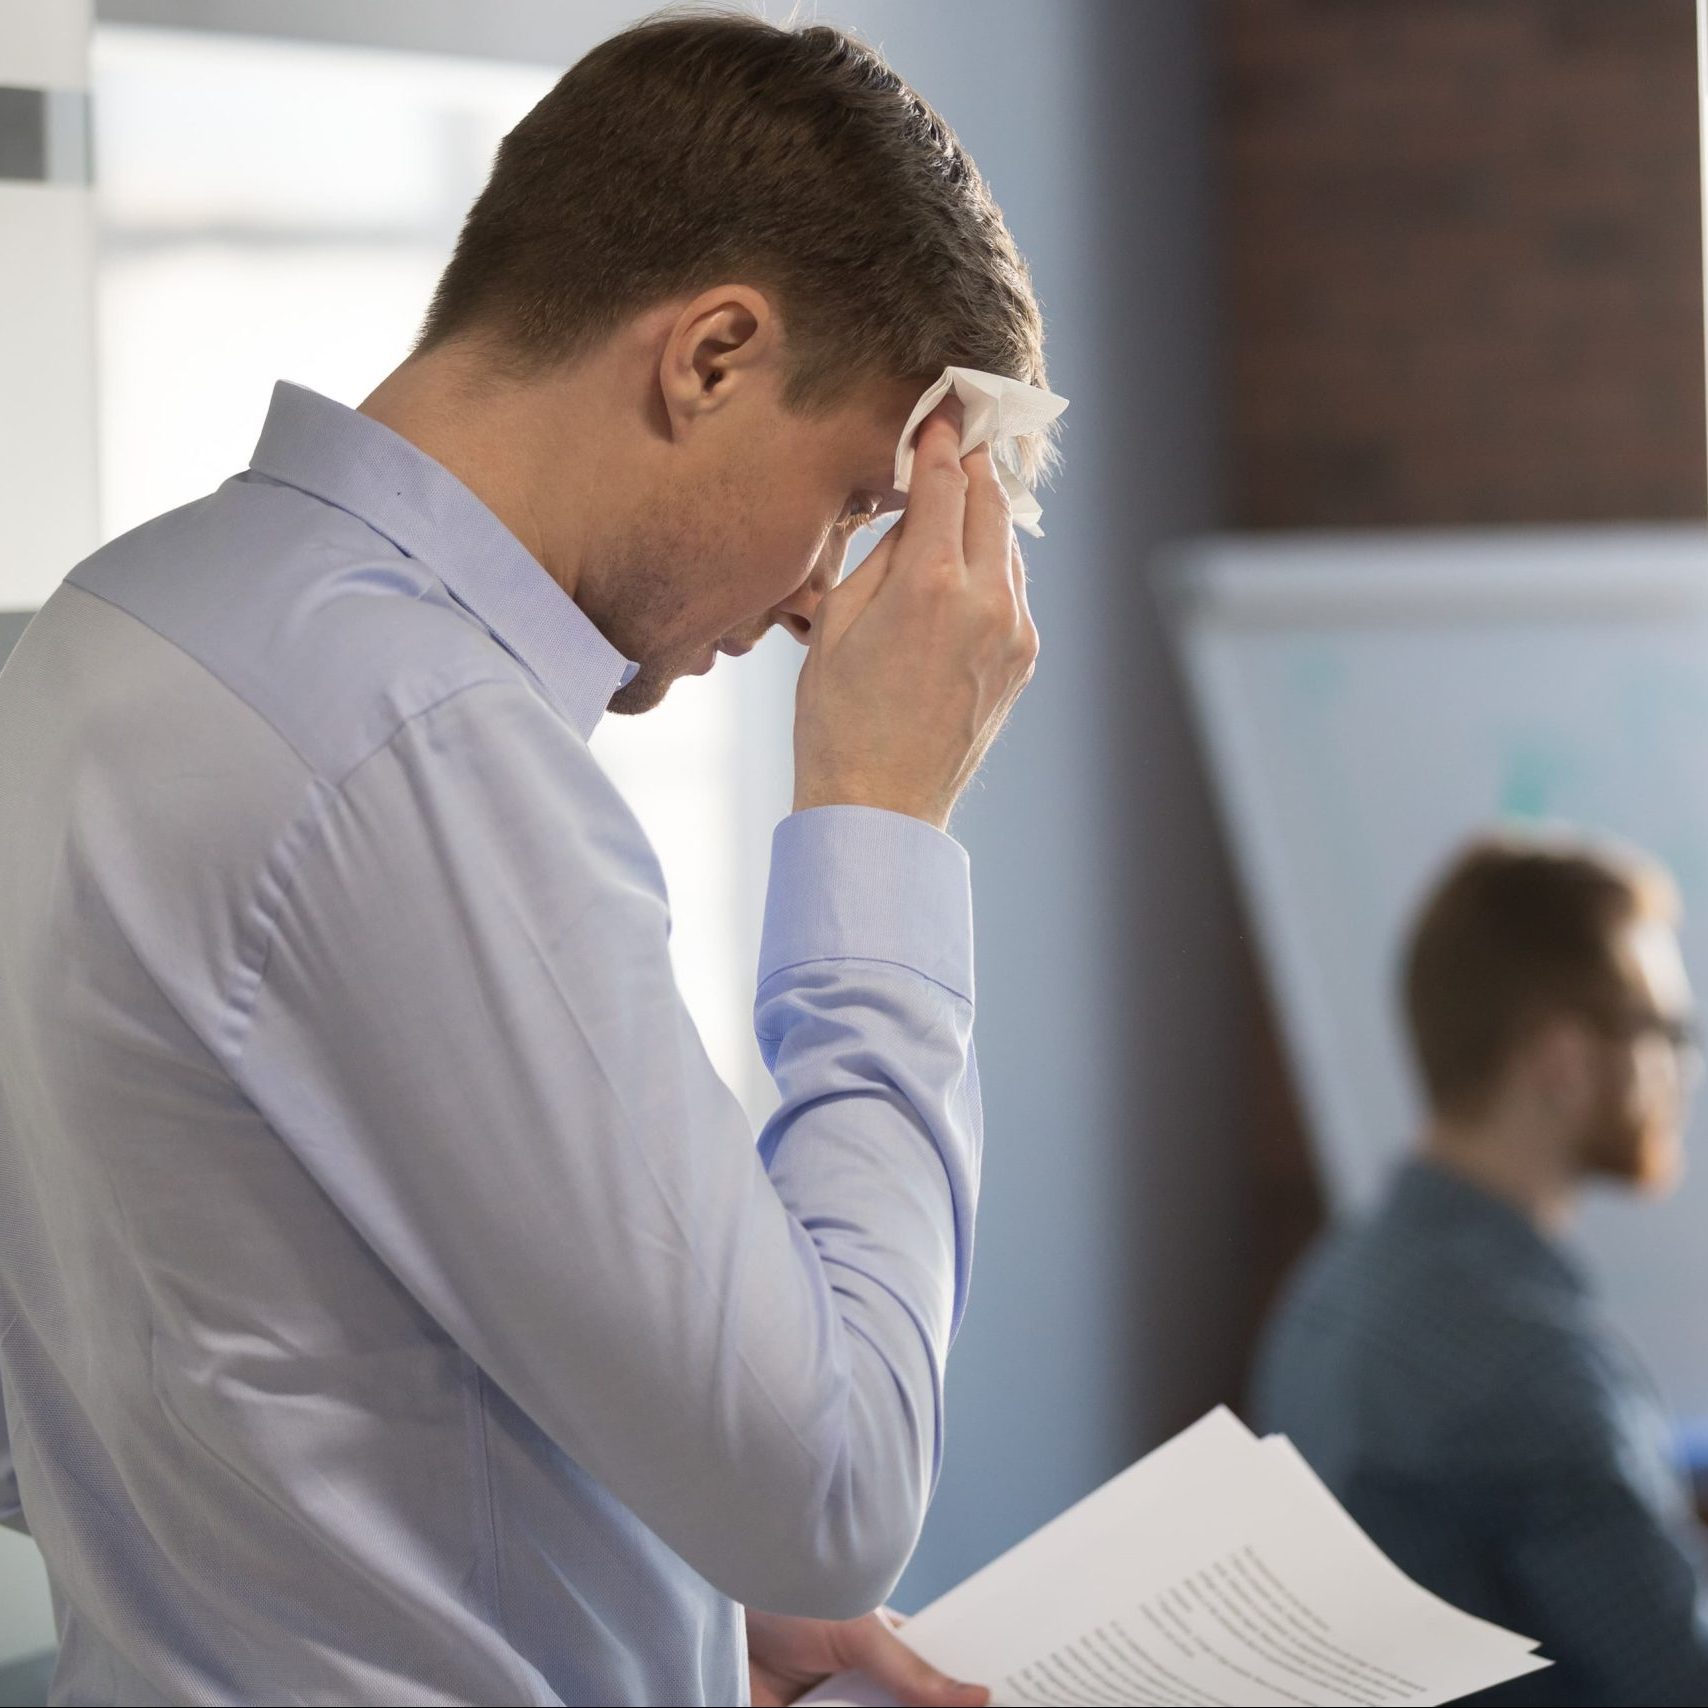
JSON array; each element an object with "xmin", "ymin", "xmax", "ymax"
[
  {"xmin": 818, "ymin": 380, "xmax": 916, "ymax": 487},
  {"xmin": 827, "ymin": 372, "xmax": 953, "ymax": 514}
]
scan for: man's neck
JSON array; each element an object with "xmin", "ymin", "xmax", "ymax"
[
  {"xmin": 359, "ymin": 344, "xmax": 597, "ymax": 598},
  {"xmin": 1419, "ymin": 1115, "xmax": 1581, "ymax": 1236}
]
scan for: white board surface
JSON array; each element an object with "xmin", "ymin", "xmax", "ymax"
[{"xmin": 1169, "ymin": 525, "xmax": 1708, "ymax": 1420}]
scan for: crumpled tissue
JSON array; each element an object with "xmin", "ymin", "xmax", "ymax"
[{"xmin": 892, "ymin": 365, "xmax": 1068, "ymax": 538}]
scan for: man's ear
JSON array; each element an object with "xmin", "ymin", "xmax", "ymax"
[{"xmin": 658, "ymin": 285, "xmax": 779, "ymax": 434}]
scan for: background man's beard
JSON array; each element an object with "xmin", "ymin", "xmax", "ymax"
[{"xmin": 1584, "ymin": 1109, "xmax": 1681, "ymax": 1192}]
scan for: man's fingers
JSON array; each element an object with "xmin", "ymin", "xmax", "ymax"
[
  {"xmin": 1011, "ymin": 538, "xmax": 1036, "ymax": 646},
  {"xmin": 813, "ymin": 526, "xmax": 898, "ymax": 646},
  {"xmin": 959, "ymin": 444, "xmax": 1013, "ymax": 586},
  {"xmin": 894, "ymin": 405, "xmax": 969, "ymax": 566},
  {"xmin": 842, "ymin": 1613, "xmax": 989, "ymax": 1708}
]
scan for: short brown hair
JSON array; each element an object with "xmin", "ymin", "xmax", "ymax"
[
  {"xmin": 1402, "ymin": 831, "xmax": 1678, "ymax": 1117},
  {"xmin": 419, "ymin": 8, "xmax": 1054, "ymax": 480}
]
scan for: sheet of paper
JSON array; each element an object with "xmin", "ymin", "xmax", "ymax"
[
  {"xmin": 884, "ymin": 1408, "xmax": 1264, "ymax": 1659},
  {"xmin": 801, "ymin": 1409, "xmax": 1546, "ymax": 1708}
]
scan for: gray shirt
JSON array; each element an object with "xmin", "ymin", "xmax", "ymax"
[{"xmin": 1254, "ymin": 1159, "xmax": 1708, "ymax": 1706}]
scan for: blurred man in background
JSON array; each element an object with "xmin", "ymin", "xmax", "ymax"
[{"xmin": 1256, "ymin": 832, "xmax": 1708, "ymax": 1705}]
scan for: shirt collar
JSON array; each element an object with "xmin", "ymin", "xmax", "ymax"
[
  {"xmin": 248, "ymin": 381, "xmax": 638, "ymax": 741},
  {"xmin": 1392, "ymin": 1157, "xmax": 1590, "ymax": 1297}
]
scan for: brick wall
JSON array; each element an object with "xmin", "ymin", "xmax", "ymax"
[
  {"xmin": 1219, "ymin": 0, "xmax": 1706, "ymax": 1358},
  {"xmin": 1225, "ymin": 0, "xmax": 1705, "ymax": 530}
]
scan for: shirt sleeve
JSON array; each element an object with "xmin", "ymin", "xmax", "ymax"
[
  {"xmin": 1498, "ymin": 1469, "xmax": 1708, "ymax": 1703},
  {"xmin": 1484, "ymin": 1355, "xmax": 1708, "ymax": 1704},
  {"xmin": 234, "ymin": 679, "xmax": 979, "ymax": 1619}
]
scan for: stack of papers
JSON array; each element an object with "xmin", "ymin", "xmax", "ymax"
[{"xmin": 803, "ymin": 1408, "xmax": 1547, "ymax": 1707}]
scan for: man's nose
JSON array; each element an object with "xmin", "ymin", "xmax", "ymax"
[{"xmin": 771, "ymin": 536, "xmax": 847, "ymax": 645}]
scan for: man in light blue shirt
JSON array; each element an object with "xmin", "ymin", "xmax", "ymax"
[{"xmin": 0, "ymin": 15, "xmax": 1053, "ymax": 1705}]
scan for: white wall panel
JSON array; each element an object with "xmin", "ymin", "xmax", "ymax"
[
  {"xmin": 0, "ymin": 181, "xmax": 97, "ymax": 603},
  {"xmin": 0, "ymin": 0, "xmax": 93, "ymax": 1668},
  {"xmin": 1, "ymin": 0, "xmax": 96, "ymax": 608},
  {"xmin": 2, "ymin": 0, "xmax": 87, "ymax": 85}
]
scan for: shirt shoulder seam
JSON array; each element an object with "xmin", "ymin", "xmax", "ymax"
[
  {"xmin": 65, "ymin": 577, "xmax": 527, "ymax": 790},
  {"xmin": 66, "ymin": 580, "xmax": 321, "ymax": 774}
]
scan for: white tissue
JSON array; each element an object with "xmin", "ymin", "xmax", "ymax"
[{"xmin": 892, "ymin": 365, "xmax": 1068, "ymax": 538}]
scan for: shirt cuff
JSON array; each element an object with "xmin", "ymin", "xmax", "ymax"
[{"xmin": 759, "ymin": 806, "xmax": 974, "ymax": 1004}]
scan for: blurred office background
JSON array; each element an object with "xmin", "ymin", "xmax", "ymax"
[{"xmin": 1, "ymin": 0, "xmax": 1702, "ymax": 1682}]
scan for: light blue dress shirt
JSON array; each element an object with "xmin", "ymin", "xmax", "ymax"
[{"xmin": 0, "ymin": 383, "xmax": 981, "ymax": 1706}]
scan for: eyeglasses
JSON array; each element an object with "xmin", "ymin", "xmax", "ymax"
[
  {"xmin": 1602, "ymin": 1009, "xmax": 1705, "ymax": 1077},
  {"xmin": 1629, "ymin": 1012, "xmax": 1699, "ymax": 1049}
]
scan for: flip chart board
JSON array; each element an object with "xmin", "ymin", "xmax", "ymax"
[{"xmin": 1168, "ymin": 526, "xmax": 1708, "ymax": 1418}]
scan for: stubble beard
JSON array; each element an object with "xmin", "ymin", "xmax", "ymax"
[
  {"xmin": 1583, "ymin": 1096, "xmax": 1683, "ymax": 1195},
  {"xmin": 608, "ymin": 661, "xmax": 681, "ymax": 716},
  {"xmin": 580, "ymin": 510, "xmax": 708, "ymax": 717}
]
